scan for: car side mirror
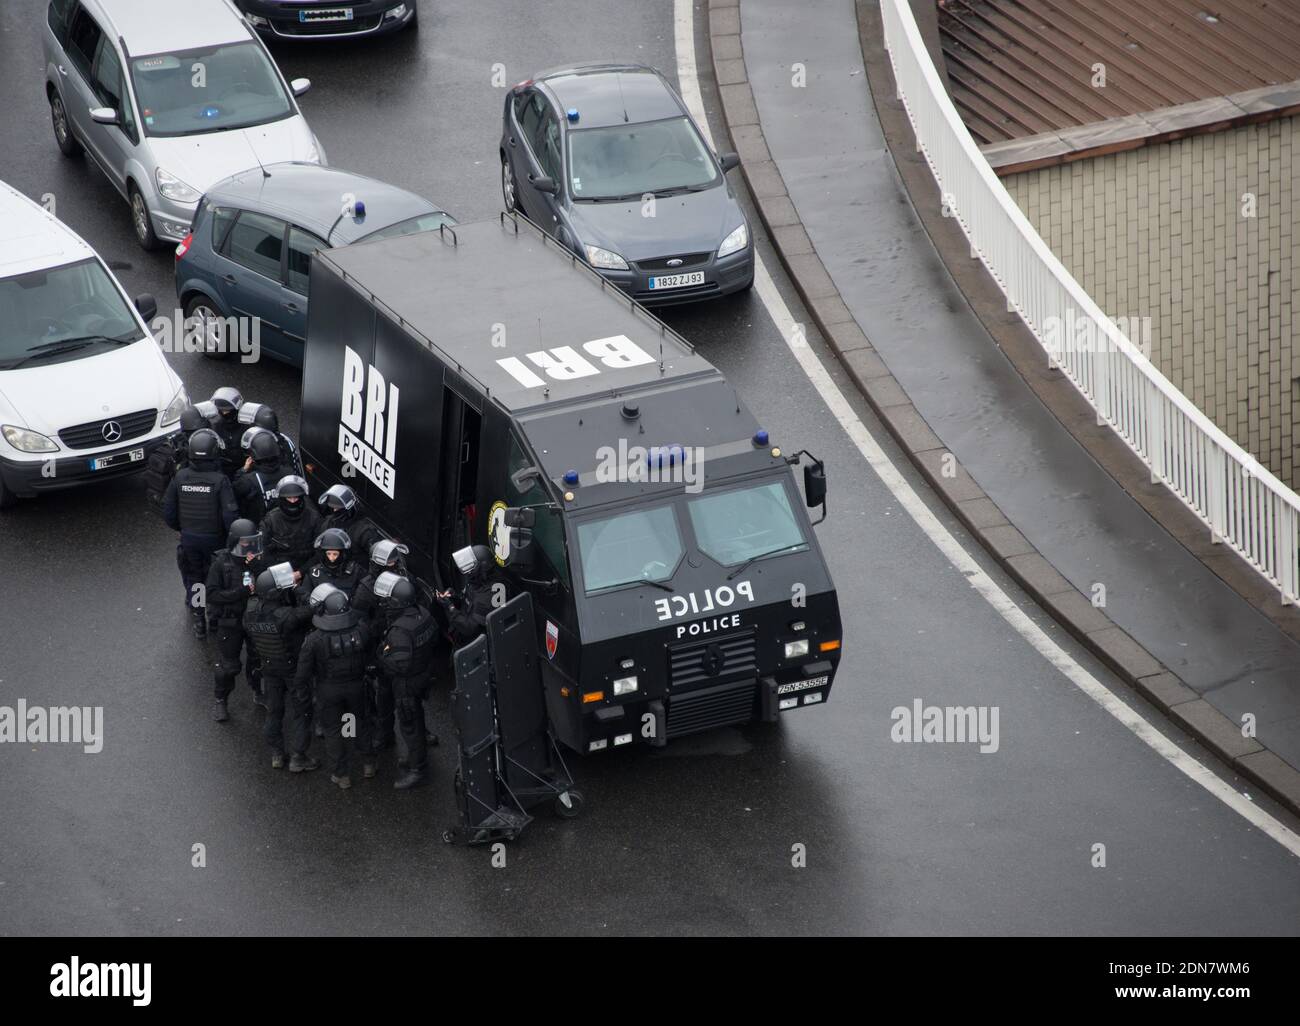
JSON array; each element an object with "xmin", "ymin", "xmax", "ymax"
[
  {"xmin": 134, "ymin": 294, "xmax": 158, "ymax": 322},
  {"xmin": 291, "ymin": 78, "xmax": 312, "ymax": 97},
  {"xmin": 89, "ymin": 107, "xmax": 119, "ymax": 125},
  {"xmin": 531, "ymin": 176, "xmax": 560, "ymax": 196},
  {"xmin": 719, "ymin": 151, "xmax": 741, "ymax": 173}
]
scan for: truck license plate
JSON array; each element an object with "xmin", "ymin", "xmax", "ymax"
[
  {"xmin": 648, "ymin": 271, "xmax": 705, "ymax": 290},
  {"xmin": 90, "ymin": 448, "xmax": 144, "ymax": 471}
]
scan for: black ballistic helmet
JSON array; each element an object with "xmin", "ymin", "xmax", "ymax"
[
  {"xmin": 178, "ymin": 406, "xmax": 207, "ymax": 435},
  {"xmin": 369, "ymin": 539, "xmax": 409, "ymax": 572},
  {"xmin": 211, "ymin": 387, "xmax": 243, "ymax": 417},
  {"xmin": 312, "ymin": 586, "xmax": 356, "ymax": 630},
  {"xmin": 374, "ymin": 571, "xmax": 416, "ymax": 610},
  {"xmin": 315, "ymin": 527, "xmax": 352, "ymax": 553},
  {"xmin": 249, "ymin": 432, "xmax": 281, "ymax": 463},
  {"xmin": 237, "ymin": 402, "xmax": 280, "ymax": 435},
  {"xmin": 255, "ymin": 562, "xmax": 297, "ymax": 598},
  {"xmin": 228, "ymin": 519, "xmax": 263, "ymax": 558},
  {"xmin": 319, "ymin": 483, "xmax": 358, "ymax": 512},
  {"xmin": 276, "ymin": 475, "xmax": 309, "ymax": 500},
  {"xmin": 187, "ymin": 427, "xmax": 224, "ymax": 462}
]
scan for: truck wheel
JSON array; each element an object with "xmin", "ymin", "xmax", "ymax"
[
  {"xmin": 184, "ymin": 295, "xmax": 231, "ymax": 359},
  {"xmin": 129, "ymin": 184, "xmax": 160, "ymax": 251},
  {"xmin": 553, "ymin": 789, "xmax": 584, "ymax": 819},
  {"xmin": 50, "ymin": 92, "xmax": 82, "ymax": 158},
  {"xmin": 501, "ymin": 155, "xmax": 520, "ymax": 213}
]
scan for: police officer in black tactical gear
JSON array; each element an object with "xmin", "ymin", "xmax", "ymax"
[
  {"xmin": 234, "ymin": 431, "xmax": 294, "ymax": 523},
  {"xmin": 295, "ymin": 586, "xmax": 375, "ymax": 790},
  {"xmin": 374, "ymin": 572, "xmax": 438, "ymax": 790},
  {"xmin": 209, "ymin": 387, "xmax": 245, "ymax": 477},
  {"xmin": 244, "ymin": 562, "xmax": 319, "ymax": 772},
  {"xmin": 353, "ymin": 539, "xmax": 411, "ymax": 752},
  {"xmin": 299, "ymin": 528, "xmax": 364, "ymax": 599},
  {"xmin": 208, "ymin": 520, "xmax": 269, "ymax": 722},
  {"xmin": 318, "ymin": 484, "xmax": 382, "ymax": 557},
  {"xmin": 259, "ymin": 475, "xmax": 322, "ymax": 571},
  {"xmin": 238, "ymin": 402, "xmax": 301, "ymax": 475},
  {"xmin": 163, "ymin": 428, "xmax": 239, "ymax": 637},
  {"xmin": 145, "ymin": 404, "xmax": 207, "ymax": 511},
  {"xmin": 437, "ymin": 544, "xmax": 498, "ymax": 647}
]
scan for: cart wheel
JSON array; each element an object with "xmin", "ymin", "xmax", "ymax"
[{"xmin": 553, "ymin": 789, "xmax": 584, "ymax": 819}]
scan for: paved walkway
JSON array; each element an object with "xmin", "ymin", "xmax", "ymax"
[{"xmin": 738, "ymin": 0, "xmax": 1300, "ymax": 769}]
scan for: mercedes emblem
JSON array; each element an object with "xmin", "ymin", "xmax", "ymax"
[{"xmin": 102, "ymin": 421, "xmax": 123, "ymax": 443}]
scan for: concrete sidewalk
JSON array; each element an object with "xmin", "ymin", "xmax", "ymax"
[{"xmin": 709, "ymin": 0, "xmax": 1300, "ymax": 809}]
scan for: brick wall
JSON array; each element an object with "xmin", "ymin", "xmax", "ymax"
[{"xmin": 1003, "ymin": 118, "xmax": 1298, "ymax": 488}]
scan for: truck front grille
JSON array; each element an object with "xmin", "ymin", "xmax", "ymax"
[
  {"xmin": 669, "ymin": 628, "xmax": 758, "ymax": 690},
  {"xmin": 666, "ymin": 679, "xmax": 757, "ymax": 738}
]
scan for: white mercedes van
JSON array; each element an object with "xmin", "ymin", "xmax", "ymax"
[{"xmin": 0, "ymin": 180, "xmax": 187, "ymax": 509}]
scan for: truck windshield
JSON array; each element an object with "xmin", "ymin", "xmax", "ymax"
[
  {"xmin": 0, "ymin": 259, "xmax": 141, "ymax": 368},
  {"xmin": 576, "ymin": 505, "xmax": 683, "ymax": 592},
  {"xmin": 568, "ymin": 117, "xmax": 719, "ymax": 200},
  {"xmin": 131, "ymin": 43, "xmax": 293, "ymax": 138},
  {"xmin": 687, "ymin": 480, "xmax": 808, "ymax": 567}
]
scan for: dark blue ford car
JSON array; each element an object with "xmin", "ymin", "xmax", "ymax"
[
  {"xmin": 175, "ymin": 162, "xmax": 452, "ymax": 367},
  {"xmin": 232, "ymin": 0, "xmax": 417, "ymax": 41}
]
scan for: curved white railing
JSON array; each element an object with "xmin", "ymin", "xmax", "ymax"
[{"xmin": 881, "ymin": 0, "xmax": 1300, "ymax": 605}]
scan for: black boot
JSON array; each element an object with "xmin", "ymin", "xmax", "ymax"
[
  {"xmin": 393, "ymin": 769, "xmax": 428, "ymax": 790},
  {"xmin": 212, "ymin": 699, "xmax": 229, "ymax": 722},
  {"xmin": 190, "ymin": 612, "xmax": 207, "ymax": 639}
]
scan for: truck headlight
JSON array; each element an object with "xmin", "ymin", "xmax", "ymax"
[
  {"xmin": 2, "ymin": 425, "xmax": 59, "ymax": 454},
  {"xmin": 160, "ymin": 388, "xmax": 189, "ymax": 428},
  {"xmin": 612, "ymin": 675, "xmax": 638, "ymax": 696},
  {"xmin": 784, "ymin": 639, "xmax": 809, "ymax": 659},
  {"xmin": 584, "ymin": 244, "xmax": 629, "ymax": 271},
  {"xmin": 156, "ymin": 168, "xmax": 200, "ymax": 204},
  {"xmin": 717, "ymin": 223, "xmax": 748, "ymax": 257}
]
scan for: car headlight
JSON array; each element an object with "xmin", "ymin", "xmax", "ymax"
[
  {"xmin": 2, "ymin": 425, "xmax": 59, "ymax": 454},
  {"xmin": 160, "ymin": 388, "xmax": 189, "ymax": 428},
  {"xmin": 718, "ymin": 223, "xmax": 749, "ymax": 258},
  {"xmin": 584, "ymin": 244, "xmax": 629, "ymax": 271},
  {"xmin": 612, "ymin": 675, "xmax": 639, "ymax": 696},
  {"xmin": 784, "ymin": 639, "xmax": 809, "ymax": 659},
  {"xmin": 383, "ymin": 3, "xmax": 409, "ymax": 19},
  {"xmin": 156, "ymin": 168, "xmax": 200, "ymax": 204},
  {"xmin": 245, "ymin": 13, "xmax": 270, "ymax": 28}
]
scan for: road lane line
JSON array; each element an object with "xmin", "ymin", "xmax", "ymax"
[{"xmin": 674, "ymin": 0, "xmax": 1300, "ymax": 857}]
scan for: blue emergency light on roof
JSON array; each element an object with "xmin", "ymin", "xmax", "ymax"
[
  {"xmin": 353, "ymin": 200, "xmax": 366, "ymax": 218},
  {"xmin": 567, "ymin": 108, "xmax": 580, "ymax": 123},
  {"xmin": 563, "ymin": 469, "xmax": 579, "ymax": 485},
  {"xmin": 754, "ymin": 429, "xmax": 769, "ymax": 446}
]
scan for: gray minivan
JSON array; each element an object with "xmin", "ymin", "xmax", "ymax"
[
  {"xmin": 175, "ymin": 163, "xmax": 453, "ymax": 367},
  {"xmin": 44, "ymin": 0, "xmax": 323, "ymax": 250}
]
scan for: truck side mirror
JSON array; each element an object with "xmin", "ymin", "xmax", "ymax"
[
  {"xmin": 505, "ymin": 527, "xmax": 535, "ymax": 568},
  {"xmin": 510, "ymin": 465, "xmax": 542, "ymax": 493},
  {"xmin": 504, "ymin": 507, "xmax": 536, "ymax": 529},
  {"xmin": 803, "ymin": 460, "xmax": 827, "ymax": 525}
]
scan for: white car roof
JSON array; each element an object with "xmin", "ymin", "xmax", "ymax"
[
  {"xmin": 92, "ymin": 0, "xmax": 252, "ymax": 58},
  {"xmin": 0, "ymin": 181, "xmax": 96, "ymax": 279}
]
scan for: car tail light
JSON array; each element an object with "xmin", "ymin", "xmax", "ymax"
[{"xmin": 175, "ymin": 233, "xmax": 193, "ymax": 260}]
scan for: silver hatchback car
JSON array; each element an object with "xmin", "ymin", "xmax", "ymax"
[{"xmin": 44, "ymin": 0, "xmax": 325, "ymax": 250}]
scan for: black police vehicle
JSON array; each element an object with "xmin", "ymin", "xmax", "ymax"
[{"xmin": 298, "ymin": 214, "xmax": 841, "ymax": 753}]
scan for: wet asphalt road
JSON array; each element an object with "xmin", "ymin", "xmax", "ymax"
[{"xmin": 0, "ymin": 1, "xmax": 1297, "ymax": 936}]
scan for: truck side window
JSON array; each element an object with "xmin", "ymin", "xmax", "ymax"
[{"xmin": 507, "ymin": 433, "xmax": 569, "ymax": 589}]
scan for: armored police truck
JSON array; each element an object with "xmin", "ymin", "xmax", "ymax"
[{"xmin": 298, "ymin": 213, "xmax": 842, "ymax": 753}]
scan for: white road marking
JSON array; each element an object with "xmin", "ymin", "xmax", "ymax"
[{"xmin": 673, "ymin": 0, "xmax": 1300, "ymax": 857}]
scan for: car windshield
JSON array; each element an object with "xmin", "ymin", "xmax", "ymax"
[
  {"xmin": 576, "ymin": 505, "xmax": 683, "ymax": 593},
  {"xmin": 567, "ymin": 117, "xmax": 719, "ymax": 200},
  {"xmin": 130, "ymin": 42, "xmax": 293, "ymax": 138},
  {"xmin": 0, "ymin": 259, "xmax": 141, "ymax": 368},
  {"xmin": 357, "ymin": 211, "xmax": 456, "ymax": 245},
  {"xmin": 687, "ymin": 480, "xmax": 808, "ymax": 567}
]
